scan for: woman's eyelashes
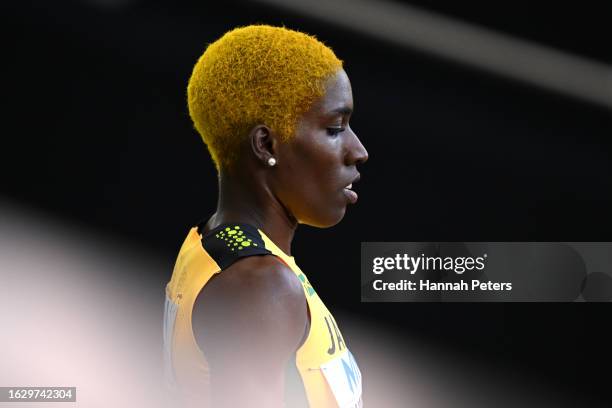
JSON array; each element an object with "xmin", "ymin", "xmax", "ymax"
[{"xmin": 326, "ymin": 126, "xmax": 345, "ymax": 136}]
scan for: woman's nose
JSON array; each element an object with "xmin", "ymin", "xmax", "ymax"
[{"xmin": 346, "ymin": 127, "xmax": 368, "ymax": 165}]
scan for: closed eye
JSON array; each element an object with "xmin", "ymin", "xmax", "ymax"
[{"xmin": 326, "ymin": 127, "xmax": 345, "ymax": 136}]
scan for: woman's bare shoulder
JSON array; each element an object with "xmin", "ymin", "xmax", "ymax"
[
  {"xmin": 192, "ymin": 254, "xmax": 308, "ymax": 355},
  {"xmin": 202, "ymin": 255, "xmax": 304, "ymax": 301}
]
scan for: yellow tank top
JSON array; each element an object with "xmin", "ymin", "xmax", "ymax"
[{"xmin": 163, "ymin": 222, "xmax": 362, "ymax": 407}]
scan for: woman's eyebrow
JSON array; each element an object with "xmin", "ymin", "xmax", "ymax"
[{"xmin": 328, "ymin": 106, "xmax": 353, "ymax": 115}]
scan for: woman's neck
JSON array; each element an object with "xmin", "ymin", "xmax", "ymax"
[{"xmin": 206, "ymin": 170, "xmax": 298, "ymax": 256}]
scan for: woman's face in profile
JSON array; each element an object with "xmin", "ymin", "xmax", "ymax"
[{"xmin": 274, "ymin": 69, "xmax": 369, "ymax": 227}]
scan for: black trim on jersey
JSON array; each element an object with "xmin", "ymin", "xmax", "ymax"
[{"xmin": 198, "ymin": 222, "xmax": 272, "ymax": 270}]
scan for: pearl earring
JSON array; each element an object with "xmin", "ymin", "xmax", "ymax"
[{"xmin": 267, "ymin": 157, "xmax": 277, "ymax": 167}]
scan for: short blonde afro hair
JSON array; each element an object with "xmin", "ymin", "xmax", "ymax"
[{"xmin": 187, "ymin": 25, "xmax": 343, "ymax": 171}]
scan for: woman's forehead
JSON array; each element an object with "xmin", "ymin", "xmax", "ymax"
[{"xmin": 312, "ymin": 69, "xmax": 353, "ymax": 116}]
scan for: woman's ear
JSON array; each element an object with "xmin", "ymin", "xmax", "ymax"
[{"xmin": 249, "ymin": 125, "xmax": 278, "ymax": 166}]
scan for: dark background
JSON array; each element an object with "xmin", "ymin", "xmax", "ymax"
[{"xmin": 3, "ymin": 0, "xmax": 611, "ymax": 405}]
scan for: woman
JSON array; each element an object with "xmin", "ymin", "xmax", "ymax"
[{"xmin": 164, "ymin": 25, "xmax": 368, "ymax": 408}]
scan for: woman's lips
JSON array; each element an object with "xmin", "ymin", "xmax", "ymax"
[{"xmin": 343, "ymin": 185, "xmax": 358, "ymax": 204}]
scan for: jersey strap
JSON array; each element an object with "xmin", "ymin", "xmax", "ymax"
[{"xmin": 198, "ymin": 222, "xmax": 272, "ymax": 270}]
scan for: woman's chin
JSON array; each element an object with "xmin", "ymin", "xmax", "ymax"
[{"xmin": 299, "ymin": 207, "xmax": 347, "ymax": 228}]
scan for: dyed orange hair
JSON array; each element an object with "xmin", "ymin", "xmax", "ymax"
[{"xmin": 187, "ymin": 25, "xmax": 343, "ymax": 171}]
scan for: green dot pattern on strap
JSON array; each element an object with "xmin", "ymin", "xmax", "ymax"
[{"xmin": 215, "ymin": 225, "xmax": 258, "ymax": 250}]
